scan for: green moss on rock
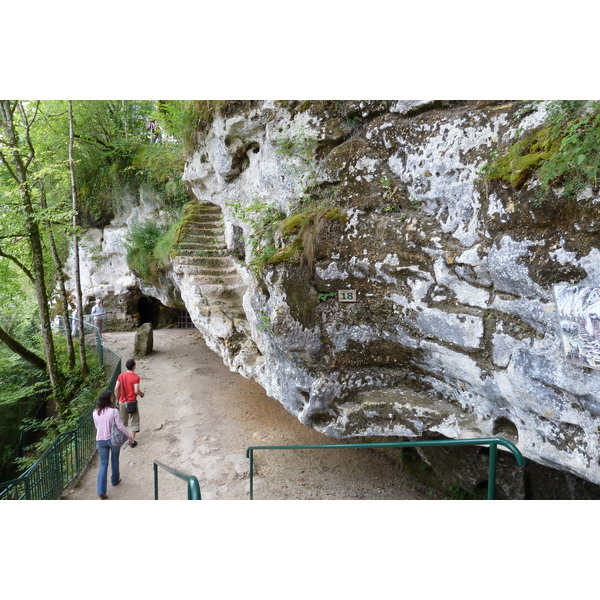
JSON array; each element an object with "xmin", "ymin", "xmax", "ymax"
[
  {"xmin": 267, "ymin": 241, "xmax": 302, "ymax": 264},
  {"xmin": 485, "ymin": 127, "xmax": 559, "ymax": 188},
  {"xmin": 281, "ymin": 213, "xmax": 309, "ymax": 237}
]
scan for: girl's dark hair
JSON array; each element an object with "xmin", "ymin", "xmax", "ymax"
[{"xmin": 96, "ymin": 390, "xmax": 114, "ymax": 415}]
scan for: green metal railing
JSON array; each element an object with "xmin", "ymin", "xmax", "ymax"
[
  {"xmin": 246, "ymin": 437, "xmax": 526, "ymax": 500},
  {"xmin": 0, "ymin": 319, "xmax": 121, "ymax": 500},
  {"xmin": 153, "ymin": 461, "xmax": 202, "ymax": 500}
]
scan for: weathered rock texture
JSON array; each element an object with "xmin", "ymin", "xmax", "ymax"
[
  {"xmin": 134, "ymin": 322, "xmax": 154, "ymax": 357},
  {"xmin": 64, "ymin": 185, "xmax": 183, "ymax": 330},
  {"xmin": 67, "ymin": 100, "xmax": 600, "ymax": 494},
  {"xmin": 179, "ymin": 100, "xmax": 600, "ymax": 489}
]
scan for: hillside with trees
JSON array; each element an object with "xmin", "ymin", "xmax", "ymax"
[{"xmin": 0, "ymin": 100, "xmax": 188, "ymax": 480}]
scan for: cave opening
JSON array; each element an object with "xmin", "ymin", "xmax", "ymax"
[
  {"xmin": 136, "ymin": 295, "xmax": 183, "ymax": 330},
  {"xmin": 138, "ymin": 296, "xmax": 162, "ymax": 328}
]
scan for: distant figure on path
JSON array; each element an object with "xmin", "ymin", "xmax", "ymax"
[
  {"xmin": 114, "ymin": 358, "xmax": 145, "ymax": 447},
  {"xmin": 91, "ymin": 298, "xmax": 106, "ymax": 338},
  {"xmin": 92, "ymin": 390, "xmax": 134, "ymax": 500},
  {"xmin": 71, "ymin": 305, "xmax": 79, "ymax": 336}
]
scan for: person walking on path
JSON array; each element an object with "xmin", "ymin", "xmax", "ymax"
[
  {"xmin": 114, "ymin": 358, "xmax": 145, "ymax": 447},
  {"xmin": 71, "ymin": 305, "xmax": 79, "ymax": 336},
  {"xmin": 92, "ymin": 390, "xmax": 134, "ymax": 500},
  {"xmin": 91, "ymin": 298, "xmax": 107, "ymax": 338}
]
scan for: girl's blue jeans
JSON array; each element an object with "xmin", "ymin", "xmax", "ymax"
[{"xmin": 96, "ymin": 440, "xmax": 121, "ymax": 496}]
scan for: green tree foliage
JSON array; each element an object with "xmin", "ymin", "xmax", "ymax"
[
  {"xmin": 157, "ymin": 100, "xmax": 223, "ymax": 152},
  {"xmin": 0, "ymin": 350, "xmax": 49, "ymax": 481},
  {"xmin": 0, "ymin": 101, "xmax": 65, "ymax": 409},
  {"xmin": 1, "ymin": 100, "xmax": 187, "ymax": 480},
  {"xmin": 66, "ymin": 100, "xmax": 154, "ymax": 223}
]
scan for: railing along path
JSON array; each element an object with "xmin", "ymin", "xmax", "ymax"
[
  {"xmin": 1, "ymin": 316, "xmax": 527, "ymax": 500},
  {"xmin": 0, "ymin": 318, "xmax": 121, "ymax": 500},
  {"xmin": 246, "ymin": 437, "xmax": 526, "ymax": 500}
]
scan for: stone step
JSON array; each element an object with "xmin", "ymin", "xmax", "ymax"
[
  {"xmin": 175, "ymin": 266, "xmax": 241, "ymax": 278},
  {"xmin": 197, "ymin": 283, "xmax": 246, "ymax": 297},
  {"xmin": 174, "ymin": 257, "xmax": 238, "ymax": 269},
  {"xmin": 180, "ymin": 225, "xmax": 223, "ymax": 235},
  {"xmin": 189, "ymin": 203, "xmax": 222, "ymax": 213},
  {"xmin": 175, "ymin": 256, "xmax": 235, "ymax": 267},
  {"xmin": 207, "ymin": 299, "xmax": 246, "ymax": 315},
  {"xmin": 179, "ymin": 229, "xmax": 223, "ymax": 239},
  {"xmin": 187, "ymin": 202, "xmax": 222, "ymax": 211},
  {"xmin": 195, "ymin": 299, "xmax": 248, "ymax": 321},
  {"xmin": 175, "ymin": 248, "xmax": 228, "ymax": 258},
  {"xmin": 173, "ymin": 244, "xmax": 227, "ymax": 253},
  {"xmin": 185, "ymin": 216, "xmax": 223, "ymax": 225},
  {"xmin": 184, "ymin": 230, "xmax": 225, "ymax": 238},
  {"xmin": 174, "ymin": 238, "xmax": 226, "ymax": 246},
  {"xmin": 184, "ymin": 225, "xmax": 223, "ymax": 234},
  {"xmin": 175, "ymin": 265, "xmax": 236, "ymax": 276},
  {"xmin": 179, "ymin": 275, "xmax": 243, "ymax": 287},
  {"xmin": 175, "ymin": 264, "xmax": 241, "ymax": 277},
  {"xmin": 190, "ymin": 210, "xmax": 222, "ymax": 218},
  {"xmin": 182, "ymin": 214, "xmax": 222, "ymax": 222},
  {"xmin": 180, "ymin": 238, "xmax": 225, "ymax": 247}
]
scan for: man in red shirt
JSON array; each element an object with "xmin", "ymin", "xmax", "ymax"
[{"xmin": 114, "ymin": 358, "xmax": 145, "ymax": 447}]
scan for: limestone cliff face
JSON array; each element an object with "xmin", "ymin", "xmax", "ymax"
[
  {"xmin": 64, "ymin": 185, "xmax": 183, "ymax": 328},
  {"xmin": 179, "ymin": 100, "xmax": 600, "ymax": 486},
  {"xmin": 68, "ymin": 100, "xmax": 600, "ymax": 490}
]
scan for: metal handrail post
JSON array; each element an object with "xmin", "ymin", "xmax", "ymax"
[
  {"xmin": 74, "ymin": 427, "xmax": 80, "ymax": 475},
  {"xmin": 188, "ymin": 477, "xmax": 202, "ymax": 500},
  {"xmin": 153, "ymin": 460, "xmax": 201, "ymax": 500},
  {"xmin": 53, "ymin": 439, "xmax": 61, "ymax": 500},
  {"xmin": 154, "ymin": 463, "xmax": 159, "ymax": 500},
  {"xmin": 488, "ymin": 442, "xmax": 498, "ymax": 500},
  {"xmin": 97, "ymin": 329, "xmax": 103, "ymax": 365},
  {"xmin": 248, "ymin": 449, "xmax": 254, "ymax": 500}
]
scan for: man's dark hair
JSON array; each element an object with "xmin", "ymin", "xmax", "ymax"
[{"xmin": 126, "ymin": 358, "xmax": 136, "ymax": 370}]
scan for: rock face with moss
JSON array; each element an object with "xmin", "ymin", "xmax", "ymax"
[
  {"xmin": 66, "ymin": 100, "xmax": 600, "ymax": 494},
  {"xmin": 177, "ymin": 100, "xmax": 600, "ymax": 491}
]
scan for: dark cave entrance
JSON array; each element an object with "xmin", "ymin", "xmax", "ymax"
[
  {"xmin": 138, "ymin": 296, "xmax": 162, "ymax": 328},
  {"xmin": 135, "ymin": 294, "xmax": 181, "ymax": 328},
  {"xmin": 136, "ymin": 295, "xmax": 193, "ymax": 330}
]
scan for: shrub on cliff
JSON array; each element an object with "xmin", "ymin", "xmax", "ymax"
[
  {"xmin": 125, "ymin": 217, "xmax": 181, "ymax": 285},
  {"xmin": 484, "ymin": 100, "xmax": 600, "ymax": 200}
]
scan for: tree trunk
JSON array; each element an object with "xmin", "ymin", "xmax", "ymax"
[
  {"xmin": 38, "ymin": 180, "xmax": 76, "ymax": 370},
  {"xmin": 0, "ymin": 100, "xmax": 64, "ymax": 416},
  {"xmin": 0, "ymin": 324, "xmax": 47, "ymax": 372},
  {"xmin": 68, "ymin": 101, "xmax": 89, "ymax": 377}
]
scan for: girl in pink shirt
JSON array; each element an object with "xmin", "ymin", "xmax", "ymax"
[{"xmin": 92, "ymin": 390, "xmax": 134, "ymax": 499}]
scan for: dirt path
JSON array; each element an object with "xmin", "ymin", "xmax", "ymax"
[{"xmin": 65, "ymin": 329, "xmax": 440, "ymax": 501}]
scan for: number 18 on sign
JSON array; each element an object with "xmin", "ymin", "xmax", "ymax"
[{"xmin": 338, "ymin": 289, "xmax": 357, "ymax": 303}]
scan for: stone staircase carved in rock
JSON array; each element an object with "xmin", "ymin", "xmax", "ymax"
[{"xmin": 171, "ymin": 201, "xmax": 259, "ymax": 372}]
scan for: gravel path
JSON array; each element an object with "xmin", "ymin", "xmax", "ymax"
[{"xmin": 65, "ymin": 328, "xmax": 440, "ymax": 501}]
